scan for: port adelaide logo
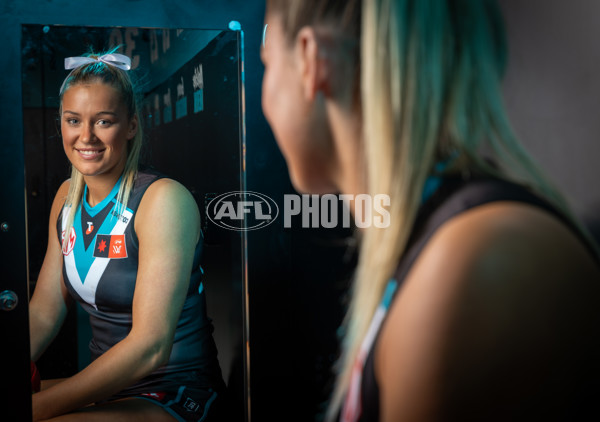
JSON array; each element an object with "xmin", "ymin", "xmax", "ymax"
[{"xmin": 207, "ymin": 191, "xmax": 279, "ymax": 231}]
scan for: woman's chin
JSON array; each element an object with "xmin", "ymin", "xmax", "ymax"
[{"xmin": 290, "ymin": 170, "xmax": 337, "ymax": 195}]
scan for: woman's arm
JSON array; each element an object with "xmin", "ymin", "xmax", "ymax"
[
  {"xmin": 29, "ymin": 180, "xmax": 73, "ymax": 362},
  {"xmin": 32, "ymin": 178, "xmax": 201, "ymax": 421},
  {"xmin": 376, "ymin": 202, "xmax": 600, "ymax": 421}
]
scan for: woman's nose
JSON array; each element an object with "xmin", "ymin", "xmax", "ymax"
[{"xmin": 80, "ymin": 122, "xmax": 95, "ymax": 143}]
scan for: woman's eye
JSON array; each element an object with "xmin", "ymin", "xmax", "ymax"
[
  {"xmin": 66, "ymin": 118, "xmax": 78, "ymax": 125},
  {"xmin": 97, "ymin": 119, "xmax": 112, "ymax": 127}
]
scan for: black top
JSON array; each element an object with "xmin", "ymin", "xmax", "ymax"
[
  {"xmin": 58, "ymin": 170, "xmax": 222, "ymax": 388},
  {"xmin": 353, "ymin": 176, "xmax": 599, "ymax": 422}
]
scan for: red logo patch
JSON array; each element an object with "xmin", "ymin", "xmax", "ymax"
[
  {"xmin": 140, "ymin": 391, "xmax": 166, "ymax": 401},
  {"xmin": 108, "ymin": 235, "xmax": 127, "ymax": 258},
  {"xmin": 61, "ymin": 227, "xmax": 76, "ymax": 256},
  {"xmin": 93, "ymin": 234, "xmax": 128, "ymax": 259}
]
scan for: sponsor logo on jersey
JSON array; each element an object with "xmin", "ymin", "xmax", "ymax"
[
  {"xmin": 85, "ymin": 222, "xmax": 94, "ymax": 235},
  {"xmin": 110, "ymin": 209, "xmax": 129, "ymax": 223},
  {"xmin": 183, "ymin": 397, "xmax": 200, "ymax": 412},
  {"xmin": 93, "ymin": 234, "xmax": 128, "ymax": 259},
  {"xmin": 61, "ymin": 227, "xmax": 76, "ymax": 256}
]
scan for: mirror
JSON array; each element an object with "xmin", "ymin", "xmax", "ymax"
[{"xmin": 21, "ymin": 24, "xmax": 247, "ymax": 419}]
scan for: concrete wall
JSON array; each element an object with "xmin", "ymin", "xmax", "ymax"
[{"xmin": 501, "ymin": 0, "xmax": 600, "ymax": 223}]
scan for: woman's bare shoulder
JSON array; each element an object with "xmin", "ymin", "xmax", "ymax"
[
  {"xmin": 376, "ymin": 201, "xmax": 600, "ymax": 420},
  {"xmin": 417, "ymin": 201, "xmax": 599, "ymax": 288},
  {"xmin": 49, "ymin": 179, "xmax": 71, "ymax": 219},
  {"xmin": 141, "ymin": 177, "xmax": 195, "ymax": 206},
  {"xmin": 135, "ymin": 177, "xmax": 200, "ymax": 240}
]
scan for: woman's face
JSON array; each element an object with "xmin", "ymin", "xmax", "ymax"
[
  {"xmin": 61, "ymin": 82, "xmax": 137, "ymax": 183},
  {"xmin": 261, "ymin": 14, "xmax": 337, "ymax": 194}
]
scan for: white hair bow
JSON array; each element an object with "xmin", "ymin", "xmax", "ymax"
[{"xmin": 64, "ymin": 53, "xmax": 131, "ymax": 71}]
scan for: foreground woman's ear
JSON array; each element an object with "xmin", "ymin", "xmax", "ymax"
[{"xmin": 295, "ymin": 26, "xmax": 333, "ymax": 101}]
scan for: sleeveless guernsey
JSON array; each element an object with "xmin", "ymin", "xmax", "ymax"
[
  {"xmin": 341, "ymin": 176, "xmax": 599, "ymax": 422},
  {"xmin": 57, "ymin": 170, "xmax": 222, "ymax": 385}
]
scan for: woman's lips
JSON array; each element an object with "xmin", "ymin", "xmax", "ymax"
[{"xmin": 76, "ymin": 148, "xmax": 105, "ymax": 160}]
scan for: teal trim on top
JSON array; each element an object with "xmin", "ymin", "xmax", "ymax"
[
  {"xmin": 381, "ymin": 279, "xmax": 398, "ymax": 309},
  {"xmin": 421, "ymin": 151, "xmax": 460, "ymax": 204},
  {"xmin": 83, "ymin": 176, "xmax": 123, "ymax": 217},
  {"xmin": 73, "ymin": 200, "xmax": 121, "ymax": 283}
]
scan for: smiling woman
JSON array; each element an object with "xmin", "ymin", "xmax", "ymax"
[
  {"xmin": 27, "ymin": 50, "xmax": 226, "ymax": 422},
  {"xmin": 61, "ymin": 83, "xmax": 135, "ymax": 190},
  {"xmin": 22, "ymin": 25, "xmax": 244, "ymax": 420}
]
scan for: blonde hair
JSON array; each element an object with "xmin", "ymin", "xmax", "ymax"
[
  {"xmin": 59, "ymin": 48, "xmax": 143, "ymax": 247},
  {"xmin": 267, "ymin": 0, "xmax": 597, "ymax": 419}
]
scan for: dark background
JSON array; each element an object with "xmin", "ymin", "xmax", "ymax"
[
  {"xmin": 2, "ymin": 1, "xmax": 600, "ymax": 421},
  {"xmin": 2, "ymin": 1, "xmax": 354, "ymax": 421},
  {"xmin": 21, "ymin": 25, "xmax": 249, "ymax": 420}
]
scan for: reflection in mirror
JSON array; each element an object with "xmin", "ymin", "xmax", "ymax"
[{"xmin": 22, "ymin": 24, "xmax": 246, "ymax": 419}]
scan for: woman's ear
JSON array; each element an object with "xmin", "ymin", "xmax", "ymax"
[
  {"xmin": 128, "ymin": 114, "xmax": 138, "ymax": 140},
  {"xmin": 295, "ymin": 26, "xmax": 332, "ymax": 102}
]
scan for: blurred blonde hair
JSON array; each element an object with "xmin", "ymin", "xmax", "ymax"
[
  {"xmin": 59, "ymin": 48, "xmax": 142, "ymax": 247},
  {"xmin": 267, "ymin": 0, "xmax": 595, "ymax": 419}
]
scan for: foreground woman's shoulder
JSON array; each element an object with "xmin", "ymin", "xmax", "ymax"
[
  {"xmin": 377, "ymin": 201, "xmax": 600, "ymax": 420},
  {"xmin": 397, "ymin": 200, "xmax": 600, "ymax": 328},
  {"xmin": 425, "ymin": 201, "xmax": 599, "ymax": 283}
]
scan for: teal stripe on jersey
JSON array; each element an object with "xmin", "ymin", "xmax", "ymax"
[
  {"xmin": 83, "ymin": 176, "xmax": 122, "ymax": 217},
  {"xmin": 73, "ymin": 202, "xmax": 119, "ymax": 282}
]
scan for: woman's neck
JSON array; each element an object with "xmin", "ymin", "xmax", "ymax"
[
  {"xmin": 327, "ymin": 101, "xmax": 364, "ymax": 199},
  {"xmin": 83, "ymin": 173, "xmax": 122, "ymax": 207}
]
